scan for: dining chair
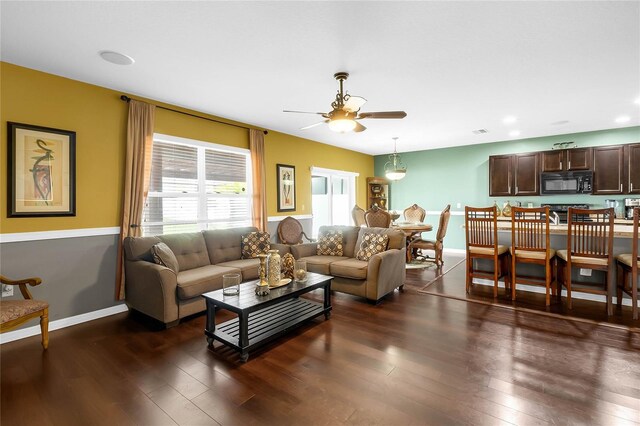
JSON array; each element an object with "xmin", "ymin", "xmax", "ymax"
[
  {"xmin": 510, "ymin": 206, "xmax": 556, "ymax": 306},
  {"xmin": 616, "ymin": 207, "xmax": 639, "ymax": 319},
  {"xmin": 352, "ymin": 205, "xmax": 366, "ymax": 227},
  {"xmin": 465, "ymin": 206, "xmax": 511, "ymax": 298},
  {"xmin": 408, "ymin": 204, "xmax": 451, "ymax": 266},
  {"xmin": 403, "ymin": 204, "xmax": 426, "ymax": 223},
  {"xmin": 277, "ymin": 216, "xmax": 314, "ymax": 244},
  {"xmin": 364, "ymin": 206, "xmax": 392, "ymax": 228},
  {"xmin": 556, "ymin": 207, "xmax": 614, "ymax": 315},
  {"xmin": 0, "ymin": 275, "xmax": 49, "ymax": 349}
]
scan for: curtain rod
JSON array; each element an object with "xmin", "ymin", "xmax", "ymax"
[{"xmin": 120, "ymin": 95, "xmax": 268, "ymax": 135}]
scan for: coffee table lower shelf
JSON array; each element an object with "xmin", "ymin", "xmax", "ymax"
[{"xmin": 206, "ymin": 297, "xmax": 329, "ymax": 361}]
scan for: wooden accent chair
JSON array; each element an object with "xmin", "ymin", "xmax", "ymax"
[
  {"xmin": 277, "ymin": 216, "xmax": 313, "ymax": 244},
  {"xmin": 352, "ymin": 205, "xmax": 366, "ymax": 227},
  {"xmin": 465, "ymin": 206, "xmax": 511, "ymax": 298},
  {"xmin": 408, "ymin": 204, "xmax": 451, "ymax": 266},
  {"xmin": 403, "ymin": 204, "xmax": 426, "ymax": 223},
  {"xmin": 0, "ymin": 276, "xmax": 49, "ymax": 349},
  {"xmin": 364, "ymin": 206, "xmax": 392, "ymax": 228},
  {"xmin": 556, "ymin": 207, "xmax": 615, "ymax": 315},
  {"xmin": 510, "ymin": 206, "xmax": 556, "ymax": 306},
  {"xmin": 616, "ymin": 207, "xmax": 639, "ymax": 319}
]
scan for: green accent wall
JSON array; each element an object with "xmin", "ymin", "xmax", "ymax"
[{"xmin": 374, "ymin": 126, "xmax": 640, "ymax": 250}]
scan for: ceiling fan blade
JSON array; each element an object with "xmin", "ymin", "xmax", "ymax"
[
  {"xmin": 283, "ymin": 110, "xmax": 327, "ymax": 115},
  {"xmin": 358, "ymin": 111, "xmax": 407, "ymax": 119},
  {"xmin": 353, "ymin": 122, "xmax": 367, "ymax": 133},
  {"xmin": 343, "ymin": 96, "xmax": 367, "ymax": 113},
  {"xmin": 300, "ymin": 120, "xmax": 328, "ymax": 130}
]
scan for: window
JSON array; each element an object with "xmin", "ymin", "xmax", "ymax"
[
  {"xmin": 141, "ymin": 134, "xmax": 252, "ymax": 236},
  {"xmin": 311, "ymin": 167, "xmax": 358, "ymax": 238}
]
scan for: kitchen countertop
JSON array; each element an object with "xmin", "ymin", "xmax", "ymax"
[{"xmin": 494, "ymin": 217, "xmax": 636, "ymax": 238}]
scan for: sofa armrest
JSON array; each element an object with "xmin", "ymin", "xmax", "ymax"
[
  {"xmin": 271, "ymin": 243, "xmax": 291, "ymax": 257},
  {"xmin": 124, "ymin": 260, "xmax": 178, "ymax": 324},
  {"xmin": 366, "ymin": 248, "xmax": 406, "ymax": 301},
  {"xmin": 290, "ymin": 243, "xmax": 318, "ymax": 259}
]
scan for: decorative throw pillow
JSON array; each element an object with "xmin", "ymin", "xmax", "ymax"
[
  {"xmin": 355, "ymin": 233, "xmax": 390, "ymax": 261},
  {"xmin": 151, "ymin": 242, "xmax": 179, "ymax": 273},
  {"xmin": 317, "ymin": 230, "xmax": 344, "ymax": 256},
  {"xmin": 242, "ymin": 231, "xmax": 271, "ymax": 259}
]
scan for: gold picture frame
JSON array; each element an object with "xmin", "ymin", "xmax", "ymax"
[{"xmin": 8, "ymin": 122, "xmax": 76, "ymax": 217}]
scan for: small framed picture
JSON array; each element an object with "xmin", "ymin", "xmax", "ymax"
[
  {"xmin": 8, "ymin": 122, "xmax": 76, "ymax": 217},
  {"xmin": 276, "ymin": 164, "xmax": 296, "ymax": 212}
]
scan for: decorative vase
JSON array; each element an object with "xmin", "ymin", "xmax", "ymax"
[
  {"xmin": 493, "ymin": 201, "xmax": 501, "ymax": 217},
  {"xmin": 502, "ymin": 201, "xmax": 512, "ymax": 217},
  {"xmin": 267, "ymin": 249, "xmax": 281, "ymax": 287},
  {"xmin": 294, "ymin": 260, "xmax": 308, "ymax": 283},
  {"xmin": 282, "ymin": 253, "xmax": 295, "ymax": 280}
]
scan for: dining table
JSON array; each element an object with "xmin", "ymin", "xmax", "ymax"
[{"xmin": 392, "ymin": 222, "xmax": 433, "ymax": 263}]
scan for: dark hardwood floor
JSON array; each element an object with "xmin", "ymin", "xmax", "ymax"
[{"xmin": 2, "ymin": 266, "xmax": 639, "ymax": 425}]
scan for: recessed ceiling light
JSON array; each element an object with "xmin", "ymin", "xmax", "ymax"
[
  {"xmin": 509, "ymin": 130, "xmax": 521, "ymax": 137},
  {"xmin": 99, "ymin": 50, "xmax": 135, "ymax": 65},
  {"xmin": 551, "ymin": 120, "xmax": 570, "ymax": 126},
  {"xmin": 615, "ymin": 115, "xmax": 630, "ymax": 123},
  {"xmin": 503, "ymin": 116, "xmax": 517, "ymax": 124}
]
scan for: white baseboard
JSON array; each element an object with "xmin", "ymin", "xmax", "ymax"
[
  {"xmin": 0, "ymin": 304, "xmax": 128, "ymax": 345},
  {"xmin": 473, "ymin": 278, "xmax": 638, "ymax": 307},
  {"xmin": 443, "ymin": 248, "xmax": 466, "ymax": 255}
]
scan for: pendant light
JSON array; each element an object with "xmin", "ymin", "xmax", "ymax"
[{"xmin": 384, "ymin": 137, "xmax": 407, "ymax": 181}]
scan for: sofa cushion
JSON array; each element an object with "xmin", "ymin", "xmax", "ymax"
[
  {"xmin": 317, "ymin": 230, "xmax": 344, "ymax": 256},
  {"xmin": 317, "ymin": 225, "xmax": 360, "ymax": 258},
  {"xmin": 356, "ymin": 233, "xmax": 390, "ymax": 261},
  {"xmin": 330, "ymin": 258, "xmax": 368, "ymax": 280},
  {"xmin": 159, "ymin": 233, "xmax": 210, "ymax": 271},
  {"xmin": 203, "ymin": 227, "xmax": 257, "ymax": 264},
  {"xmin": 241, "ymin": 231, "xmax": 271, "ymax": 259},
  {"xmin": 355, "ymin": 227, "xmax": 405, "ymax": 251},
  {"xmin": 217, "ymin": 258, "xmax": 261, "ymax": 281},
  {"xmin": 300, "ymin": 255, "xmax": 349, "ymax": 275},
  {"xmin": 151, "ymin": 242, "xmax": 180, "ymax": 273},
  {"xmin": 176, "ymin": 265, "xmax": 240, "ymax": 299}
]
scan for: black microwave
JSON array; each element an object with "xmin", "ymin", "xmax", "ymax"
[{"xmin": 540, "ymin": 171, "xmax": 593, "ymax": 195}]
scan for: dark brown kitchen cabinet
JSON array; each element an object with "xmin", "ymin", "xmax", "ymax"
[
  {"xmin": 514, "ymin": 153, "xmax": 539, "ymax": 195},
  {"xmin": 489, "ymin": 155, "xmax": 513, "ymax": 196},
  {"xmin": 592, "ymin": 145, "xmax": 624, "ymax": 195},
  {"xmin": 541, "ymin": 148, "xmax": 591, "ymax": 172},
  {"xmin": 627, "ymin": 143, "xmax": 640, "ymax": 194}
]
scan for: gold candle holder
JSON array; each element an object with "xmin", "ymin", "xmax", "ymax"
[{"xmin": 256, "ymin": 254, "xmax": 270, "ymax": 296}]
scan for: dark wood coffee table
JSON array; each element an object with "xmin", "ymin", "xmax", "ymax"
[{"xmin": 202, "ymin": 272, "xmax": 332, "ymax": 362}]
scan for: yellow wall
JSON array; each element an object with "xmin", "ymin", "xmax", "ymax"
[{"xmin": 0, "ymin": 62, "xmax": 373, "ymax": 233}]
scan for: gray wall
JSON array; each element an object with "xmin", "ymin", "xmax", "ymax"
[{"xmin": 0, "ymin": 234, "xmax": 123, "ymax": 325}]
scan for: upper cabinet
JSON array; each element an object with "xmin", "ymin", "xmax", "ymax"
[
  {"xmin": 627, "ymin": 143, "xmax": 640, "ymax": 194},
  {"xmin": 489, "ymin": 155, "xmax": 513, "ymax": 196},
  {"xmin": 489, "ymin": 153, "xmax": 539, "ymax": 196},
  {"xmin": 514, "ymin": 153, "xmax": 539, "ymax": 195},
  {"xmin": 592, "ymin": 145, "xmax": 624, "ymax": 195},
  {"xmin": 541, "ymin": 148, "xmax": 591, "ymax": 172}
]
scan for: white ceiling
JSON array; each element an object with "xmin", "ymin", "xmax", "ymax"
[{"xmin": 2, "ymin": 1, "xmax": 639, "ymax": 155}]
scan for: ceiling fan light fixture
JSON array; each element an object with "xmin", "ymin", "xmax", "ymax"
[
  {"xmin": 328, "ymin": 117, "xmax": 357, "ymax": 132},
  {"xmin": 384, "ymin": 137, "xmax": 407, "ymax": 181}
]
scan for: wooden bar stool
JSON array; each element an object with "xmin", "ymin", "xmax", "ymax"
[
  {"xmin": 616, "ymin": 207, "xmax": 639, "ymax": 319},
  {"xmin": 465, "ymin": 206, "xmax": 511, "ymax": 298},
  {"xmin": 510, "ymin": 206, "xmax": 556, "ymax": 306},
  {"xmin": 556, "ymin": 207, "xmax": 615, "ymax": 315}
]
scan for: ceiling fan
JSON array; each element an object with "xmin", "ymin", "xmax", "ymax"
[{"xmin": 283, "ymin": 72, "xmax": 407, "ymax": 133}]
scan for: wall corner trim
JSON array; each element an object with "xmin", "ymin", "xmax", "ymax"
[
  {"xmin": 0, "ymin": 227, "xmax": 121, "ymax": 244},
  {"xmin": 267, "ymin": 214, "xmax": 313, "ymax": 222}
]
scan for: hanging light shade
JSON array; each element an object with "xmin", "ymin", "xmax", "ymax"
[
  {"xmin": 384, "ymin": 137, "xmax": 407, "ymax": 180},
  {"xmin": 328, "ymin": 110, "xmax": 357, "ymax": 133}
]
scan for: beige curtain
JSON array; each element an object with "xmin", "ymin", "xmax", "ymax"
[
  {"xmin": 250, "ymin": 129, "xmax": 268, "ymax": 232},
  {"xmin": 115, "ymin": 100, "xmax": 156, "ymax": 300}
]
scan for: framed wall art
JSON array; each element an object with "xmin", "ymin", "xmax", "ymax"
[
  {"xmin": 276, "ymin": 163, "xmax": 296, "ymax": 212},
  {"xmin": 8, "ymin": 122, "xmax": 76, "ymax": 217}
]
